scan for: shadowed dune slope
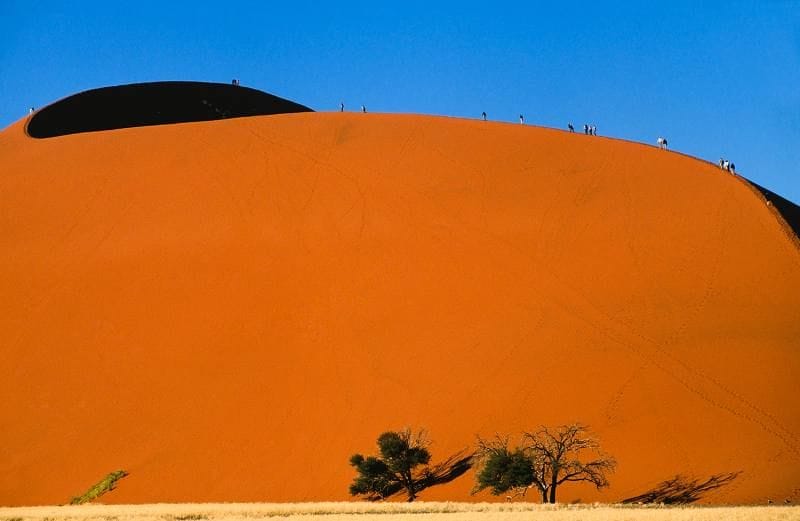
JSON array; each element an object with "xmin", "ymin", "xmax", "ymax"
[
  {"xmin": 747, "ymin": 181, "xmax": 800, "ymax": 238},
  {"xmin": 26, "ymin": 82, "xmax": 312, "ymax": 138},
  {"xmin": 1, "ymin": 113, "xmax": 799, "ymax": 506}
]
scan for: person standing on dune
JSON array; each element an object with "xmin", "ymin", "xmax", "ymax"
[
  {"xmin": 340, "ymin": 102, "xmax": 344, "ymax": 112},
  {"xmin": 482, "ymin": 111, "xmax": 487, "ymax": 121},
  {"xmin": 568, "ymin": 123, "xmax": 574, "ymax": 132},
  {"xmin": 361, "ymin": 105, "xmax": 366, "ymax": 113},
  {"xmin": 519, "ymin": 114, "xmax": 524, "ymax": 124}
]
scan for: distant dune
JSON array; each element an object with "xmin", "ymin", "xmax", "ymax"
[{"xmin": 1, "ymin": 97, "xmax": 798, "ymax": 506}]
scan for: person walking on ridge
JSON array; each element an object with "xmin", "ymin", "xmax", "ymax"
[
  {"xmin": 361, "ymin": 105, "xmax": 366, "ymax": 113},
  {"xmin": 519, "ymin": 114, "xmax": 524, "ymax": 124},
  {"xmin": 583, "ymin": 124, "xmax": 589, "ymax": 135},
  {"xmin": 340, "ymin": 102, "xmax": 344, "ymax": 112},
  {"xmin": 568, "ymin": 123, "xmax": 574, "ymax": 132},
  {"xmin": 482, "ymin": 111, "xmax": 487, "ymax": 121}
]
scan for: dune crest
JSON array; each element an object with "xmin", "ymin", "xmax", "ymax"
[{"xmin": 1, "ymin": 112, "xmax": 798, "ymax": 506}]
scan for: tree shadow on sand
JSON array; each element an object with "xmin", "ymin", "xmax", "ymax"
[
  {"xmin": 621, "ymin": 472, "xmax": 741, "ymax": 505},
  {"xmin": 417, "ymin": 450, "xmax": 474, "ymax": 490}
]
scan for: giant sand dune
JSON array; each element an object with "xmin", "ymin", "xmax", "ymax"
[{"xmin": 1, "ymin": 86, "xmax": 799, "ymax": 506}]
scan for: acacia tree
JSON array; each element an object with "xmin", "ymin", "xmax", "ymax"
[
  {"xmin": 525, "ymin": 424, "xmax": 616, "ymax": 503},
  {"xmin": 473, "ymin": 424, "xmax": 615, "ymax": 503},
  {"xmin": 349, "ymin": 429, "xmax": 473, "ymax": 502}
]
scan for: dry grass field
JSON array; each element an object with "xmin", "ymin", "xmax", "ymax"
[{"xmin": 1, "ymin": 502, "xmax": 799, "ymax": 521}]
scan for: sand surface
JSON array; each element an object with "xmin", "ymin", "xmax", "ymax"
[{"xmin": 1, "ymin": 113, "xmax": 798, "ymax": 506}]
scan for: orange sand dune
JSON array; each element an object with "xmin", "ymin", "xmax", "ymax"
[{"xmin": 1, "ymin": 112, "xmax": 799, "ymax": 506}]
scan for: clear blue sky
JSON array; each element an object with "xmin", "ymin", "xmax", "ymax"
[{"xmin": 2, "ymin": 1, "xmax": 798, "ymax": 202}]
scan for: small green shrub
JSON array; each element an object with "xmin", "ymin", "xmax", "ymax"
[{"xmin": 70, "ymin": 470, "xmax": 129, "ymax": 505}]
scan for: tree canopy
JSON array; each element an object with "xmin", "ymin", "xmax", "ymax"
[
  {"xmin": 349, "ymin": 429, "xmax": 473, "ymax": 502},
  {"xmin": 473, "ymin": 437, "xmax": 534, "ymax": 498}
]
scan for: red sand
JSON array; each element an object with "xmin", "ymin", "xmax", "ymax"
[{"xmin": 1, "ymin": 113, "xmax": 798, "ymax": 506}]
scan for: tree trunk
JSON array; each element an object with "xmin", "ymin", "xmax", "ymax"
[
  {"xmin": 405, "ymin": 472, "xmax": 416, "ymax": 502},
  {"xmin": 549, "ymin": 480, "xmax": 558, "ymax": 503},
  {"xmin": 541, "ymin": 489, "xmax": 548, "ymax": 503}
]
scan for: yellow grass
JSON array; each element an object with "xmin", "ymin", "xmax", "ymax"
[{"xmin": 1, "ymin": 502, "xmax": 799, "ymax": 521}]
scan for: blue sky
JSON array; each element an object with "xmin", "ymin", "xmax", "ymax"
[{"xmin": 1, "ymin": 1, "xmax": 798, "ymax": 202}]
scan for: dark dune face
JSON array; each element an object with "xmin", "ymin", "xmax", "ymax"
[
  {"xmin": 26, "ymin": 81, "xmax": 313, "ymax": 138},
  {"xmin": 748, "ymin": 181, "xmax": 800, "ymax": 238}
]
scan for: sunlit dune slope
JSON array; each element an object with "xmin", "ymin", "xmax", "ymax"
[{"xmin": 1, "ymin": 112, "xmax": 798, "ymax": 506}]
